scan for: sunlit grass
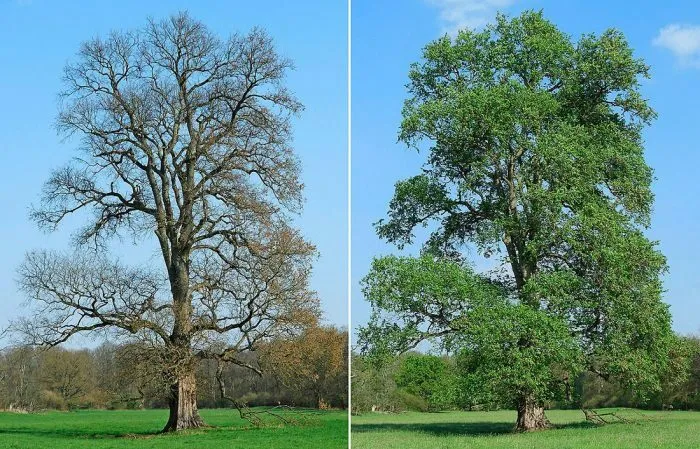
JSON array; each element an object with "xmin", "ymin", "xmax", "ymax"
[
  {"xmin": 351, "ymin": 408, "xmax": 700, "ymax": 449},
  {"xmin": 0, "ymin": 408, "xmax": 347, "ymax": 448}
]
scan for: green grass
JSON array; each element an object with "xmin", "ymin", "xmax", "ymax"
[
  {"xmin": 0, "ymin": 408, "xmax": 347, "ymax": 448},
  {"xmin": 351, "ymin": 409, "xmax": 700, "ymax": 449}
]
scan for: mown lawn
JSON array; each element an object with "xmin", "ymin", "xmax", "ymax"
[
  {"xmin": 351, "ymin": 409, "xmax": 700, "ymax": 449},
  {"xmin": 0, "ymin": 408, "xmax": 348, "ymax": 448}
]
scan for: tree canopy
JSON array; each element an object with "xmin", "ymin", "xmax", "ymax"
[{"xmin": 360, "ymin": 11, "xmax": 673, "ymax": 431}]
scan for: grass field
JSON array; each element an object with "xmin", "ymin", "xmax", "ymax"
[
  {"xmin": 0, "ymin": 408, "xmax": 347, "ymax": 448},
  {"xmin": 351, "ymin": 409, "xmax": 700, "ymax": 449}
]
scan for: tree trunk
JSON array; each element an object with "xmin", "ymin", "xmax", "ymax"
[
  {"xmin": 162, "ymin": 254, "xmax": 204, "ymax": 432},
  {"xmin": 162, "ymin": 371, "xmax": 205, "ymax": 432},
  {"xmin": 515, "ymin": 394, "xmax": 550, "ymax": 431}
]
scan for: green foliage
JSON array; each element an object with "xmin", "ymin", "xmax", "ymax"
[
  {"xmin": 579, "ymin": 335, "xmax": 700, "ymax": 410},
  {"xmin": 351, "ymin": 354, "xmax": 397, "ymax": 414},
  {"xmin": 654, "ymin": 335, "xmax": 700, "ymax": 409},
  {"xmin": 395, "ymin": 354, "xmax": 458, "ymax": 410},
  {"xmin": 359, "ymin": 255, "xmax": 505, "ymax": 358},
  {"xmin": 361, "ymin": 10, "xmax": 674, "ymax": 414},
  {"xmin": 352, "ymin": 332, "xmax": 700, "ymax": 414},
  {"xmin": 456, "ymin": 304, "xmax": 583, "ymax": 407},
  {"xmin": 391, "ymin": 389, "xmax": 431, "ymax": 413},
  {"xmin": 352, "ymin": 353, "xmax": 430, "ymax": 414}
]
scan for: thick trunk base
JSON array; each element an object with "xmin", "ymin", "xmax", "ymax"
[
  {"xmin": 515, "ymin": 396, "xmax": 551, "ymax": 432},
  {"xmin": 162, "ymin": 373, "xmax": 206, "ymax": 432}
]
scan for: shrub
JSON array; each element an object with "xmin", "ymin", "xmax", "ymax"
[{"xmin": 38, "ymin": 390, "xmax": 67, "ymax": 410}]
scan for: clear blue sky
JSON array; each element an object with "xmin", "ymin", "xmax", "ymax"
[
  {"xmin": 2, "ymin": 0, "xmax": 699, "ymax": 346},
  {"xmin": 352, "ymin": 0, "xmax": 700, "ymax": 340},
  {"xmin": 0, "ymin": 0, "xmax": 348, "ymax": 337}
]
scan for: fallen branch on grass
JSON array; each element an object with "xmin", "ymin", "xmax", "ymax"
[
  {"xmin": 582, "ymin": 408, "xmax": 653, "ymax": 425},
  {"xmin": 215, "ymin": 360, "xmax": 320, "ymax": 427}
]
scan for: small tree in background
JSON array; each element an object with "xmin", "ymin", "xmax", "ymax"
[
  {"xmin": 261, "ymin": 325, "xmax": 348, "ymax": 408},
  {"xmin": 39, "ymin": 348, "xmax": 97, "ymax": 408},
  {"xmin": 351, "ymin": 354, "xmax": 403, "ymax": 414},
  {"xmin": 360, "ymin": 11, "xmax": 673, "ymax": 431},
  {"xmin": 10, "ymin": 12, "xmax": 318, "ymax": 431}
]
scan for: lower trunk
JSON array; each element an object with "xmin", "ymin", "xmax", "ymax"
[
  {"xmin": 162, "ymin": 371, "xmax": 205, "ymax": 432},
  {"xmin": 515, "ymin": 394, "xmax": 550, "ymax": 431}
]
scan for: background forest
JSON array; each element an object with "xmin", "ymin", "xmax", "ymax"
[
  {"xmin": 352, "ymin": 333, "xmax": 700, "ymax": 414},
  {"xmin": 0, "ymin": 325, "xmax": 347, "ymax": 412}
]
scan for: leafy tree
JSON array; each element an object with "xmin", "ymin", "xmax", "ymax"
[
  {"xmin": 648, "ymin": 335, "xmax": 700, "ymax": 409},
  {"xmin": 351, "ymin": 354, "xmax": 402, "ymax": 414},
  {"xmin": 360, "ymin": 11, "xmax": 673, "ymax": 430},
  {"xmin": 455, "ymin": 302, "xmax": 583, "ymax": 416},
  {"xmin": 10, "ymin": 12, "xmax": 318, "ymax": 431},
  {"xmin": 395, "ymin": 354, "xmax": 458, "ymax": 410},
  {"xmin": 351, "ymin": 352, "xmax": 430, "ymax": 413}
]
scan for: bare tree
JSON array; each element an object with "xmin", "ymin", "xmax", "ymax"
[
  {"xmin": 0, "ymin": 346, "xmax": 39, "ymax": 411},
  {"xmin": 260, "ymin": 325, "xmax": 348, "ymax": 408},
  {"xmin": 39, "ymin": 348, "xmax": 96, "ymax": 406},
  {"xmin": 11, "ymin": 12, "xmax": 319, "ymax": 431}
]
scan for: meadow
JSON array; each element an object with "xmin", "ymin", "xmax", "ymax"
[
  {"xmin": 0, "ymin": 408, "xmax": 348, "ymax": 449},
  {"xmin": 351, "ymin": 409, "xmax": 700, "ymax": 449}
]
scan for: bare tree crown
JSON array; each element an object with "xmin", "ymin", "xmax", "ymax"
[{"xmin": 16, "ymin": 13, "xmax": 319, "ymax": 370}]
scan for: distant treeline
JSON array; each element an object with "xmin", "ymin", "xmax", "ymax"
[
  {"xmin": 0, "ymin": 325, "xmax": 347, "ymax": 411},
  {"xmin": 352, "ymin": 334, "xmax": 700, "ymax": 414}
]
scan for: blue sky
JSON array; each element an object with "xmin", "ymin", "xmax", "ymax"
[
  {"xmin": 0, "ymin": 0, "xmax": 348, "ymax": 338},
  {"xmin": 2, "ymin": 0, "xmax": 699, "ymax": 348},
  {"xmin": 352, "ymin": 0, "xmax": 700, "ymax": 340}
]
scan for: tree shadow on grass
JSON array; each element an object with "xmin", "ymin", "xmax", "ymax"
[
  {"xmin": 0, "ymin": 423, "xmax": 277, "ymax": 440},
  {"xmin": 0, "ymin": 427, "xmax": 164, "ymax": 440},
  {"xmin": 351, "ymin": 419, "xmax": 598, "ymax": 437}
]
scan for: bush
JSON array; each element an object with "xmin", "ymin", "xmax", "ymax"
[
  {"xmin": 38, "ymin": 390, "xmax": 67, "ymax": 411},
  {"xmin": 75, "ymin": 390, "xmax": 110, "ymax": 409},
  {"xmin": 395, "ymin": 354, "xmax": 459, "ymax": 410},
  {"xmin": 392, "ymin": 389, "xmax": 429, "ymax": 412}
]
